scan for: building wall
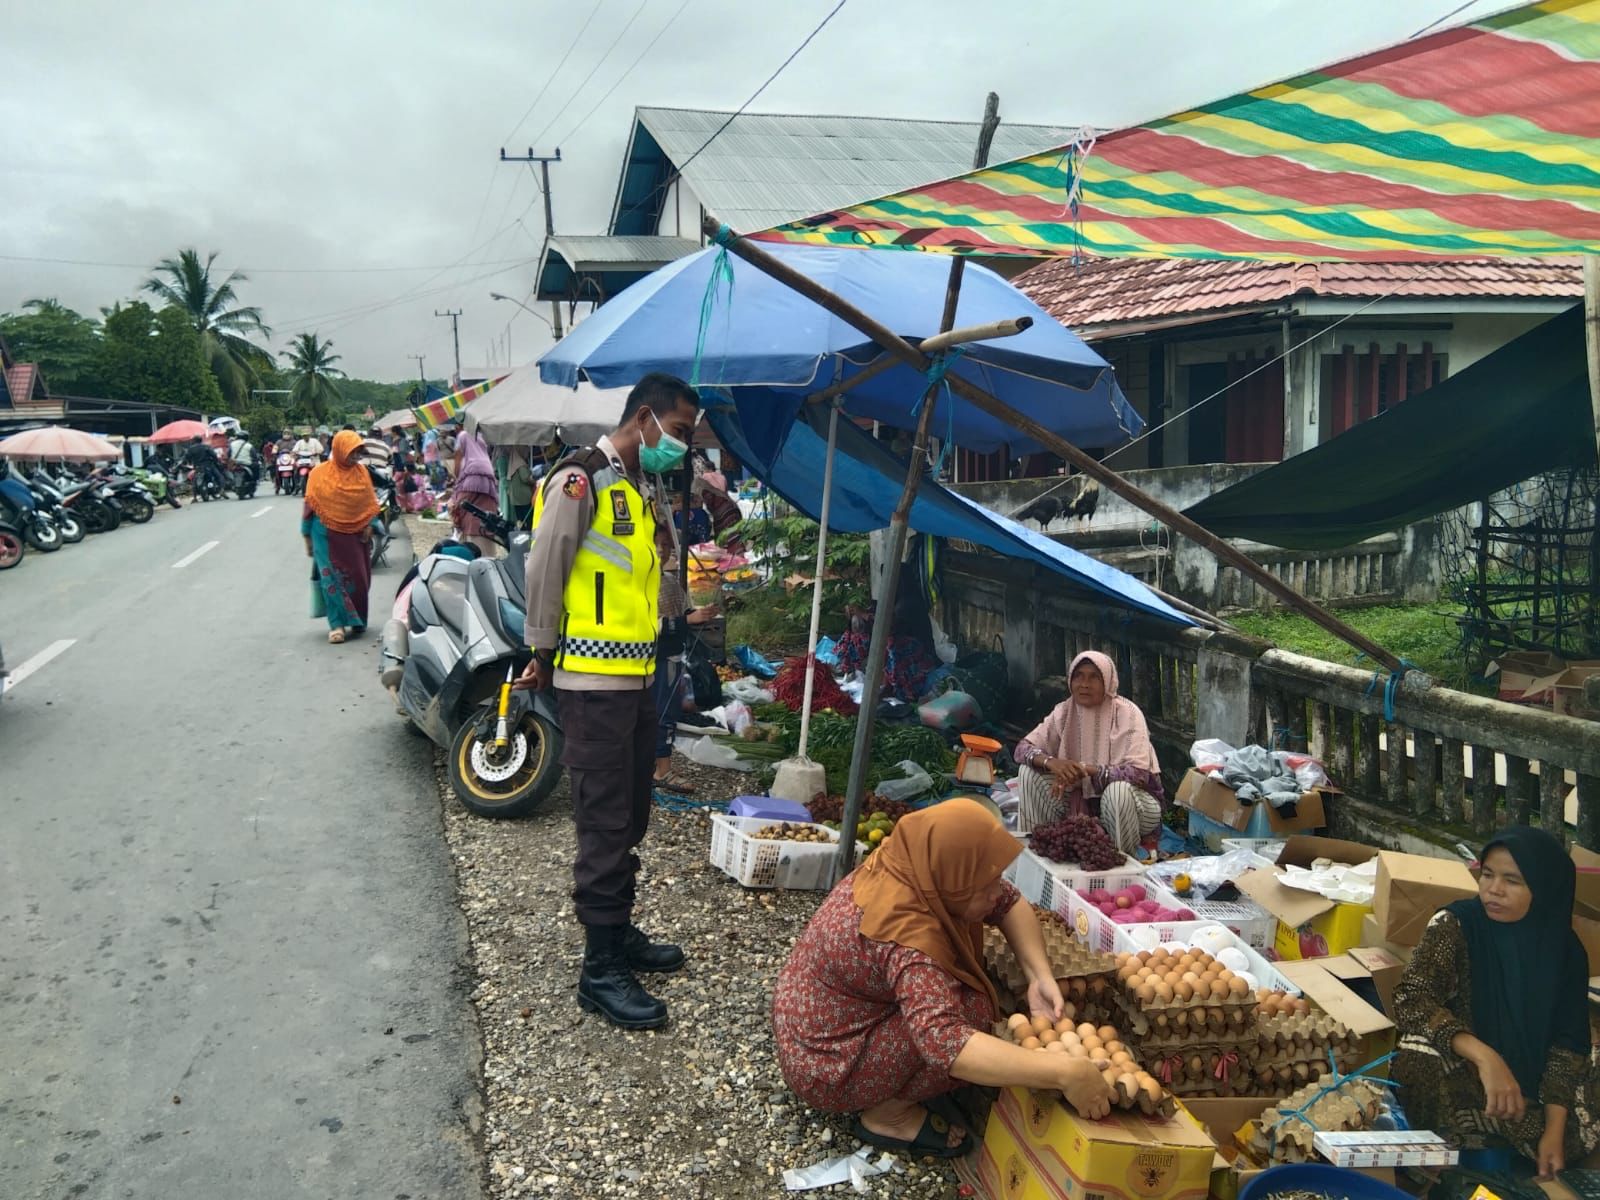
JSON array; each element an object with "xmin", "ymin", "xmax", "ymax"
[
  {"xmin": 653, "ymin": 178, "xmax": 706, "ymax": 242},
  {"xmin": 1447, "ymin": 311, "xmax": 1558, "ymax": 373}
]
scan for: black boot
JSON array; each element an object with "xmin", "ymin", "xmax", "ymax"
[
  {"xmin": 621, "ymin": 924, "xmax": 686, "ymax": 974},
  {"xmin": 578, "ymin": 925, "xmax": 668, "ymax": 1030}
]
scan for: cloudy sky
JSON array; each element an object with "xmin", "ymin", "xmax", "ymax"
[{"xmin": 1, "ymin": 0, "xmax": 1507, "ymax": 381}]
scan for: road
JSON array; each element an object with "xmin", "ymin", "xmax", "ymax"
[{"xmin": 1, "ymin": 494, "xmax": 484, "ymax": 1200}]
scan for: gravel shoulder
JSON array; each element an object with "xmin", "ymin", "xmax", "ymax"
[{"xmin": 435, "ymin": 753, "xmax": 964, "ymax": 1199}]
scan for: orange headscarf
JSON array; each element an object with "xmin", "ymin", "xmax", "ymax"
[
  {"xmin": 305, "ymin": 431, "xmax": 380, "ymax": 534},
  {"xmin": 853, "ymin": 797, "xmax": 1021, "ymax": 1007}
]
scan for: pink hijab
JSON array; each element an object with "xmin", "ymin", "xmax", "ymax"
[{"xmin": 1023, "ymin": 650, "xmax": 1159, "ymax": 808}]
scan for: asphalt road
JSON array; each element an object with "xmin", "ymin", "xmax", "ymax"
[{"xmin": 1, "ymin": 494, "xmax": 484, "ymax": 1200}]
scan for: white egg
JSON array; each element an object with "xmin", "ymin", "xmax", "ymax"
[
  {"xmin": 1125, "ymin": 926, "xmax": 1162, "ymax": 952},
  {"xmin": 1191, "ymin": 926, "xmax": 1234, "ymax": 955},
  {"xmin": 1216, "ymin": 947, "xmax": 1250, "ymax": 973}
]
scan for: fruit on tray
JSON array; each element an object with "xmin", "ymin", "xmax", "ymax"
[
  {"xmin": 752, "ymin": 822, "xmax": 833, "ymax": 843},
  {"xmin": 1030, "ymin": 814, "xmax": 1123, "ymax": 871},
  {"xmin": 1077, "ymin": 886, "xmax": 1196, "ymax": 924}
]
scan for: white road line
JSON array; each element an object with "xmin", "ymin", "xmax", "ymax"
[
  {"xmin": 7, "ymin": 639, "xmax": 76, "ymax": 689},
  {"xmin": 172, "ymin": 540, "xmax": 220, "ymax": 570},
  {"xmin": 249, "ymin": 504, "xmax": 273, "ymax": 519}
]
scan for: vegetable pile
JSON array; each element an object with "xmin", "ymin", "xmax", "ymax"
[
  {"xmin": 769, "ymin": 656, "xmax": 857, "ymax": 715},
  {"xmin": 746, "ymin": 703, "xmax": 956, "ymax": 796}
]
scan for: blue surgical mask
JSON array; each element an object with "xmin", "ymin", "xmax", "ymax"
[{"xmin": 638, "ymin": 411, "xmax": 688, "ymax": 474}]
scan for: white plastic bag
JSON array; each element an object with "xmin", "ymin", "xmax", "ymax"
[
  {"xmin": 687, "ymin": 736, "xmax": 757, "ymax": 772},
  {"xmin": 929, "ymin": 614, "xmax": 958, "ymax": 665},
  {"xmin": 722, "ymin": 701, "xmax": 753, "ymax": 736},
  {"xmin": 875, "ymin": 760, "xmax": 935, "ymax": 803},
  {"xmin": 726, "ymin": 677, "xmax": 775, "ymax": 705},
  {"xmin": 1189, "ymin": 737, "xmax": 1235, "ymax": 770}
]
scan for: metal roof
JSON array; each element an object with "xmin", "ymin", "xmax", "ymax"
[
  {"xmin": 1017, "ymin": 256, "xmax": 1585, "ymax": 340},
  {"xmin": 547, "ymin": 234, "xmax": 700, "ymax": 267},
  {"xmin": 612, "ymin": 106, "xmax": 1091, "ymax": 237}
]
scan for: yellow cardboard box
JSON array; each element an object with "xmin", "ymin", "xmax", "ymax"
[
  {"xmin": 1235, "ymin": 836, "xmax": 1376, "ymax": 961},
  {"xmin": 974, "ymin": 1086, "xmax": 1215, "ymax": 1200}
]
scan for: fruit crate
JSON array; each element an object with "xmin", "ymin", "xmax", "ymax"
[
  {"xmin": 1142, "ymin": 860, "xmax": 1278, "ymax": 951},
  {"xmin": 708, "ymin": 815, "xmax": 860, "ymax": 891},
  {"xmin": 1108, "ymin": 920, "xmax": 1299, "ymax": 995},
  {"xmin": 1064, "ymin": 875, "xmax": 1189, "ymax": 944},
  {"xmin": 1009, "ymin": 847, "xmax": 1144, "ymax": 919}
]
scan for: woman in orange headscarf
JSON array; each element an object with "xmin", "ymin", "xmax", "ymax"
[
  {"xmin": 302, "ymin": 430, "xmax": 380, "ymax": 644},
  {"xmin": 772, "ymin": 799, "xmax": 1111, "ymax": 1159}
]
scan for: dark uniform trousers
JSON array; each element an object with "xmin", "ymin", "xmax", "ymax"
[{"xmin": 555, "ymin": 686, "xmax": 657, "ymax": 926}]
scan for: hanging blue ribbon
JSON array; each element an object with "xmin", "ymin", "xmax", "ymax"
[
  {"xmin": 912, "ymin": 346, "xmax": 967, "ymax": 476},
  {"xmin": 690, "ymin": 244, "xmax": 735, "ymax": 390},
  {"xmin": 1363, "ymin": 657, "xmax": 1421, "ymax": 722},
  {"xmin": 1269, "ymin": 1048, "xmax": 1399, "ymax": 1141}
]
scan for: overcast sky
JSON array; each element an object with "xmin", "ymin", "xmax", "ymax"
[{"xmin": 1, "ymin": 0, "xmax": 1508, "ymax": 381}]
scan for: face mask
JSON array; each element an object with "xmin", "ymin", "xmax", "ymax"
[{"xmin": 638, "ymin": 411, "xmax": 688, "ymax": 473}]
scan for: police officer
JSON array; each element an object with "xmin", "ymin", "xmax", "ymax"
[{"xmin": 514, "ymin": 373, "xmax": 700, "ymax": 1030}]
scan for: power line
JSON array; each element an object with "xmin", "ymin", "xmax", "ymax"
[
  {"xmin": 0, "ymin": 251, "xmax": 536, "ymax": 274},
  {"xmin": 501, "ymin": 0, "xmax": 606, "ymax": 146},
  {"xmin": 526, "ymin": 0, "xmax": 652, "ymax": 150},
  {"xmin": 553, "ymin": 0, "xmax": 695, "ymax": 149}
]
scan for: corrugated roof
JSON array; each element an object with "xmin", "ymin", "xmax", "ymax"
[
  {"xmin": 1017, "ymin": 256, "xmax": 1584, "ymax": 338},
  {"xmin": 547, "ymin": 234, "xmax": 700, "ymax": 268},
  {"xmin": 5, "ymin": 364, "xmax": 50, "ymax": 408},
  {"xmin": 618, "ymin": 106, "xmax": 1091, "ymax": 236}
]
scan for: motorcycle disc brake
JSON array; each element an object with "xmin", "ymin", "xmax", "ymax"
[{"xmin": 469, "ymin": 731, "xmax": 529, "ymax": 783}]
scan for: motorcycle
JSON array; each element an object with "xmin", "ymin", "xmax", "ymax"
[
  {"xmin": 294, "ymin": 455, "xmax": 315, "ymax": 496},
  {"xmin": 379, "ymin": 502, "xmax": 562, "ymax": 818},
  {"xmin": 0, "ymin": 520, "xmax": 23, "ymax": 569},
  {"xmin": 225, "ymin": 459, "xmax": 259, "ymax": 500},
  {"xmin": 41, "ymin": 469, "xmax": 121, "ymax": 533},
  {"xmin": 132, "ymin": 465, "xmax": 182, "ymax": 509},
  {"xmin": 21, "ymin": 476, "xmax": 85, "ymax": 544},
  {"xmin": 275, "ymin": 452, "xmax": 296, "ymax": 496},
  {"xmin": 190, "ymin": 459, "xmax": 227, "ymax": 502},
  {"xmin": 365, "ymin": 462, "xmax": 395, "ymax": 569},
  {"xmin": 90, "ymin": 467, "xmax": 157, "ymax": 523},
  {"xmin": 0, "ymin": 475, "xmax": 62, "ymax": 553}
]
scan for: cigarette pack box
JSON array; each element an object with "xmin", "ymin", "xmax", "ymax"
[{"xmin": 1313, "ymin": 1130, "xmax": 1459, "ymax": 1168}]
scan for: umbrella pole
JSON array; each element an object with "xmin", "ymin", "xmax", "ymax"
[
  {"xmin": 797, "ymin": 404, "xmax": 840, "ymax": 761},
  {"xmin": 702, "ymin": 212, "xmax": 1406, "ymax": 677}
]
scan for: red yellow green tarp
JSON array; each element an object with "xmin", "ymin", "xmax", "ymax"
[
  {"xmin": 753, "ymin": 0, "xmax": 1600, "ymax": 261},
  {"xmin": 413, "ymin": 376, "xmax": 507, "ymax": 432}
]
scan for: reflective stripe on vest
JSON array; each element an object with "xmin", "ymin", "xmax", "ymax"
[{"xmin": 531, "ymin": 456, "xmax": 659, "ymax": 677}]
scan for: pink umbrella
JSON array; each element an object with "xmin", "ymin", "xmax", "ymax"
[
  {"xmin": 148, "ymin": 419, "xmax": 210, "ymax": 444},
  {"xmin": 0, "ymin": 425, "xmax": 121, "ymax": 461}
]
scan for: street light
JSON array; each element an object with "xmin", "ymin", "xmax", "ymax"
[{"xmin": 490, "ymin": 292, "xmax": 554, "ymax": 331}]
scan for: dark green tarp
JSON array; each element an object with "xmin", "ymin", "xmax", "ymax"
[{"xmin": 1183, "ymin": 304, "xmax": 1597, "ymax": 550}]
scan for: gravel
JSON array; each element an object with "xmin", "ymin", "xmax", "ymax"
[{"xmin": 434, "ymin": 752, "xmax": 966, "ymax": 1199}]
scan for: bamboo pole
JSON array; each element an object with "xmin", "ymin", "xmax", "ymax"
[
  {"xmin": 833, "ymin": 93, "xmax": 1002, "ymax": 884},
  {"xmin": 702, "ymin": 214, "xmax": 1407, "ymax": 675},
  {"xmin": 796, "ymin": 404, "xmax": 841, "ymax": 760}
]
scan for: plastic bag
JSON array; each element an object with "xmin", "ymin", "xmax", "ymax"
[
  {"xmin": 814, "ymin": 636, "xmax": 839, "ymax": 667},
  {"xmin": 929, "ymin": 615, "xmax": 958, "ymax": 665},
  {"xmin": 1189, "ymin": 737, "xmax": 1235, "ymax": 771},
  {"xmin": 875, "ymin": 760, "xmax": 935, "ymax": 803},
  {"xmin": 722, "ymin": 701, "xmax": 753, "ymax": 736},
  {"xmin": 687, "ymin": 736, "xmax": 757, "ymax": 771},
  {"xmin": 725, "ymin": 677, "xmax": 774, "ymax": 705},
  {"xmin": 733, "ymin": 644, "xmax": 779, "ymax": 679},
  {"xmin": 1148, "ymin": 848, "xmax": 1262, "ymax": 899},
  {"xmin": 1283, "ymin": 753, "xmax": 1331, "ymax": 790}
]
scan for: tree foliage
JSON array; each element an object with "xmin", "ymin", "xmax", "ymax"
[
  {"xmin": 0, "ymin": 299, "xmax": 104, "ymax": 394},
  {"xmin": 143, "ymin": 248, "xmax": 272, "ymax": 410},
  {"xmin": 96, "ymin": 301, "xmax": 225, "ymax": 412},
  {"xmin": 281, "ymin": 332, "xmax": 344, "ymax": 422}
]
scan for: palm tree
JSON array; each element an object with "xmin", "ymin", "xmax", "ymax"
[
  {"xmin": 143, "ymin": 249, "xmax": 271, "ymax": 408},
  {"xmin": 282, "ymin": 332, "xmax": 345, "ymax": 421}
]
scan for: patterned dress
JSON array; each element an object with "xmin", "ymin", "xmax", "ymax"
[
  {"xmin": 1392, "ymin": 908, "xmax": 1600, "ymax": 1159},
  {"xmin": 302, "ymin": 508, "xmax": 371, "ymax": 632},
  {"xmin": 772, "ymin": 874, "xmax": 1019, "ymax": 1112}
]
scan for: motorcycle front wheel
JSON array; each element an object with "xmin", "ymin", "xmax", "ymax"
[
  {"xmin": 448, "ymin": 707, "xmax": 563, "ymax": 819},
  {"xmin": 0, "ymin": 528, "xmax": 23, "ymax": 569},
  {"xmin": 54, "ymin": 514, "xmax": 85, "ymax": 543},
  {"xmin": 23, "ymin": 519, "xmax": 61, "ymax": 552},
  {"xmin": 123, "ymin": 497, "xmax": 155, "ymax": 524}
]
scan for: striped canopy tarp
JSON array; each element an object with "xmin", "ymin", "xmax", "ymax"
[
  {"xmin": 753, "ymin": 0, "xmax": 1600, "ymax": 261},
  {"xmin": 412, "ymin": 376, "xmax": 506, "ymax": 432}
]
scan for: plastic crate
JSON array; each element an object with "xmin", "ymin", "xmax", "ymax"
[
  {"xmin": 1142, "ymin": 860, "xmax": 1278, "ymax": 950},
  {"xmin": 1008, "ymin": 846, "xmax": 1144, "ymax": 919},
  {"xmin": 1108, "ymin": 920, "xmax": 1299, "ymax": 994},
  {"xmin": 1065, "ymin": 873, "xmax": 1188, "ymax": 946},
  {"xmin": 1221, "ymin": 837, "xmax": 1287, "ymax": 862},
  {"xmin": 708, "ymin": 814, "xmax": 859, "ymax": 890}
]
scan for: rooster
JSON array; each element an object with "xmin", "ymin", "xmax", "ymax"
[{"xmin": 1017, "ymin": 478, "xmax": 1099, "ymax": 528}]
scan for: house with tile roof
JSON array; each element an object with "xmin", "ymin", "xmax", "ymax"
[
  {"xmin": 1005, "ymin": 255, "xmax": 1582, "ymax": 478},
  {"xmin": 0, "ymin": 332, "xmax": 205, "ymax": 437}
]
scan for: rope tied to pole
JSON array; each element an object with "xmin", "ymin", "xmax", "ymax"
[
  {"xmin": 912, "ymin": 346, "xmax": 967, "ymax": 475},
  {"xmin": 1361, "ymin": 655, "xmax": 1422, "ymax": 722},
  {"xmin": 691, "ymin": 241, "xmax": 736, "ymax": 390}
]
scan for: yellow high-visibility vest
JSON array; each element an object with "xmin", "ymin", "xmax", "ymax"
[{"xmin": 531, "ymin": 450, "xmax": 659, "ymax": 677}]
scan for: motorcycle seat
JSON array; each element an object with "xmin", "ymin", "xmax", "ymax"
[{"xmin": 430, "ymin": 571, "xmax": 470, "ymax": 637}]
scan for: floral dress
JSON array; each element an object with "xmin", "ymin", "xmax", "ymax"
[
  {"xmin": 1392, "ymin": 908, "xmax": 1600, "ymax": 1159},
  {"xmin": 772, "ymin": 873, "xmax": 1019, "ymax": 1112}
]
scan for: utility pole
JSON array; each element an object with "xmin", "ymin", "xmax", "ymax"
[
  {"xmin": 434, "ymin": 309, "xmax": 463, "ymax": 385},
  {"xmin": 408, "ymin": 354, "xmax": 427, "ymax": 404},
  {"xmin": 499, "ymin": 146, "xmax": 565, "ymax": 339}
]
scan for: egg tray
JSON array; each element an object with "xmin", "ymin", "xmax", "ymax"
[
  {"xmin": 1240, "ymin": 1055, "xmax": 1363, "ymax": 1098},
  {"xmin": 1250, "ymin": 1014, "xmax": 1361, "ymax": 1066},
  {"xmin": 993, "ymin": 1022, "xmax": 1178, "ymax": 1119},
  {"xmin": 1242, "ymin": 1074, "xmax": 1387, "ymax": 1165},
  {"xmin": 1102, "ymin": 990, "xmax": 1257, "ymax": 1043},
  {"xmin": 1138, "ymin": 1051, "xmax": 1264, "ymax": 1098}
]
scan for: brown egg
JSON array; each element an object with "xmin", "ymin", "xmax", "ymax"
[
  {"xmin": 1217, "ymin": 970, "xmax": 1236, "ymax": 985},
  {"xmin": 1176, "ymin": 953, "xmax": 1196, "ymax": 971},
  {"xmin": 1044, "ymin": 1040, "xmax": 1068, "ymax": 1053},
  {"xmin": 1202, "ymin": 963, "xmax": 1222, "ymax": 979},
  {"xmin": 1054, "ymin": 1016, "xmax": 1076, "ymax": 1035},
  {"xmin": 1041, "ymin": 1028, "xmax": 1061, "ymax": 1045},
  {"xmin": 1256, "ymin": 988, "xmax": 1272, "ymax": 1005},
  {"xmin": 1104, "ymin": 1040, "xmax": 1125, "ymax": 1056},
  {"xmin": 1111, "ymin": 1050, "xmax": 1134, "ymax": 1068},
  {"xmin": 1097, "ymin": 1025, "xmax": 1118, "ymax": 1042},
  {"xmin": 1174, "ymin": 980, "xmax": 1195, "ymax": 1002},
  {"xmin": 1153, "ymin": 981, "xmax": 1174, "ymax": 1004},
  {"xmin": 1207, "ymin": 978, "xmax": 1230, "ymax": 1001},
  {"xmin": 1114, "ymin": 952, "xmax": 1131, "ymax": 969},
  {"xmin": 1149, "ymin": 948, "xmax": 1169, "ymax": 964},
  {"xmin": 1181, "ymin": 971, "xmax": 1202, "ymax": 987},
  {"xmin": 1140, "ymin": 1076, "xmax": 1164, "ymax": 1106},
  {"xmin": 1292, "ymin": 998, "xmax": 1310, "ymax": 1016},
  {"xmin": 1228, "ymin": 976, "xmax": 1250, "ymax": 999},
  {"xmin": 1031, "ymin": 1014, "xmax": 1054, "ymax": 1035},
  {"xmin": 1136, "ymin": 950, "xmax": 1152, "ymax": 964},
  {"xmin": 1260, "ymin": 994, "xmax": 1280, "ymax": 1017},
  {"xmin": 1007, "ymin": 1012, "xmax": 1030, "ymax": 1032},
  {"xmin": 1061, "ymin": 1002, "xmax": 1078, "ymax": 1023},
  {"xmin": 1077, "ymin": 1022, "xmax": 1098, "ymax": 1040},
  {"xmin": 1117, "ymin": 963, "xmax": 1140, "ymax": 984},
  {"xmin": 1020, "ymin": 1036, "xmax": 1041, "ymax": 1049},
  {"xmin": 1082, "ymin": 1035, "xmax": 1104, "ymax": 1054},
  {"xmin": 1163, "ymin": 970, "xmax": 1183, "ymax": 987}
]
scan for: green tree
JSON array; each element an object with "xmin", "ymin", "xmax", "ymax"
[
  {"xmin": 0, "ymin": 298, "xmax": 104, "ymax": 394},
  {"xmin": 96, "ymin": 300, "xmax": 225, "ymax": 412},
  {"xmin": 281, "ymin": 332, "xmax": 345, "ymax": 421},
  {"xmin": 142, "ymin": 249, "xmax": 271, "ymax": 410}
]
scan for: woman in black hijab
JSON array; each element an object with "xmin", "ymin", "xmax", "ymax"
[{"xmin": 1394, "ymin": 826, "xmax": 1597, "ymax": 1177}]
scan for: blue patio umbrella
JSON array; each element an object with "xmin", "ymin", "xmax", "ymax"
[{"xmin": 537, "ymin": 241, "xmax": 1139, "ymax": 453}]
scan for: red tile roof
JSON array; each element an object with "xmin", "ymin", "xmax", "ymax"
[
  {"xmin": 1016, "ymin": 256, "xmax": 1583, "ymax": 339},
  {"xmin": 5, "ymin": 364, "xmax": 50, "ymax": 407}
]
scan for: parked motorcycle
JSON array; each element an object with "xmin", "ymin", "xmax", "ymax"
[
  {"xmin": 365, "ymin": 462, "xmax": 394, "ymax": 569},
  {"xmin": 0, "ymin": 521, "xmax": 23, "ymax": 569},
  {"xmin": 379, "ymin": 502, "xmax": 562, "ymax": 818},
  {"xmin": 21, "ymin": 476, "xmax": 85, "ymax": 544},
  {"xmin": 0, "ymin": 476, "xmax": 62, "ymax": 553},
  {"xmin": 132, "ymin": 465, "xmax": 182, "ymax": 509},
  {"xmin": 40, "ymin": 469, "xmax": 120, "ymax": 533},
  {"xmin": 90, "ymin": 467, "xmax": 156, "ymax": 524}
]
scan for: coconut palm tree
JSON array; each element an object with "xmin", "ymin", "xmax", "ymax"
[
  {"xmin": 142, "ymin": 249, "xmax": 271, "ymax": 408},
  {"xmin": 282, "ymin": 332, "xmax": 345, "ymax": 421}
]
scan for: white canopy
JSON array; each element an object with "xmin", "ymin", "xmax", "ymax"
[{"xmin": 463, "ymin": 367, "xmax": 623, "ymax": 448}]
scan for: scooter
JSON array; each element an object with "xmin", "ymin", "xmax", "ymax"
[
  {"xmin": 275, "ymin": 452, "xmax": 296, "ymax": 495},
  {"xmin": 0, "ymin": 476, "xmax": 62, "ymax": 553},
  {"xmin": 21, "ymin": 477, "xmax": 85, "ymax": 544},
  {"xmin": 295, "ymin": 455, "xmax": 316, "ymax": 496},
  {"xmin": 365, "ymin": 463, "xmax": 394, "ymax": 569},
  {"xmin": 226, "ymin": 460, "xmax": 259, "ymax": 500},
  {"xmin": 379, "ymin": 502, "xmax": 563, "ymax": 818},
  {"xmin": 90, "ymin": 467, "xmax": 157, "ymax": 523}
]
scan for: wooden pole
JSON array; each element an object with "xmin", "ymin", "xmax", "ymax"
[
  {"xmin": 834, "ymin": 92, "xmax": 1002, "ymax": 884},
  {"xmin": 702, "ymin": 213, "xmax": 1406, "ymax": 675},
  {"xmin": 1585, "ymin": 258, "xmax": 1600, "ymax": 468}
]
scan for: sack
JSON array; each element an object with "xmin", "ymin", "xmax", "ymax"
[
  {"xmin": 687, "ymin": 650, "xmax": 722, "ymax": 711},
  {"xmin": 309, "ymin": 576, "xmax": 327, "ymax": 619}
]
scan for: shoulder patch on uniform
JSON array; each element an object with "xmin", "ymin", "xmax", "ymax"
[{"xmin": 561, "ymin": 472, "xmax": 588, "ymax": 500}]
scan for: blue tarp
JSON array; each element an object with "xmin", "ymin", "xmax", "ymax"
[{"xmin": 709, "ymin": 394, "xmax": 1193, "ymax": 627}]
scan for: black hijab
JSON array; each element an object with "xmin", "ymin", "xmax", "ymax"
[{"xmin": 1446, "ymin": 825, "xmax": 1591, "ymax": 1098}]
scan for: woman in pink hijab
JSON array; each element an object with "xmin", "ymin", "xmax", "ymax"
[{"xmin": 1013, "ymin": 650, "xmax": 1165, "ymax": 856}]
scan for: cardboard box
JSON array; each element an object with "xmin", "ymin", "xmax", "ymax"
[
  {"xmin": 1372, "ymin": 850, "xmax": 1478, "ymax": 947},
  {"xmin": 1569, "ymin": 846, "xmax": 1600, "ymax": 975},
  {"xmin": 1182, "ymin": 1098, "xmax": 1397, "ymax": 1199},
  {"xmin": 974, "ymin": 1086, "xmax": 1214, "ymax": 1200},
  {"xmin": 1490, "ymin": 649, "xmax": 1567, "ymax": 704},
  {"xmin": 1525, "ymin": 661, "xmax": 1600, "ymax": 718},
  {"xmin": 1314, "ymin": 1130, "xmax": 1458, "ymax": 1168},
  {"xmin": 1360, "ymin": 913, "xmax": 1414, "ymax": 966},
  {"xmin": 1277, "ymin": 951, "xmax": 1400, "ymax": 1071},
  {"xmin": 1235, "ymin": 836, "xmax": 1376, "ymax": 960},
  {"xmin": 1174, "ymin": 770, "xmax": 1328, "ymax": 840}
]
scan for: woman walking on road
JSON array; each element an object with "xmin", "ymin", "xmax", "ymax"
[
  {"xmin": 450, "ymin": 430, "xmax": 500, "ymax": 557},
  {"xmin": 302, "ymin": 430, "xmax": 380, "ymax": 644}
]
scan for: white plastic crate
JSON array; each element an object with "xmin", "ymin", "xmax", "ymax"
[
  {"xmin": 1139, "ymin": 861, "xmax": 1278, "ymax": 950},
  {"xmin": 1107, "ymin": 920, "xmax": 1299, "ymax": 994},
  {"xmin": 1066, "ymin": 876, "xmax": 1192, "ymax": 951},
  {"xmin": 1220, "ymin": 837, "xmax": 1287, "ymax": 862},
  {"xmin": 708, "ymin": 814, "xmax": 859, "ymax": 890},
  {"xmin": 1009, "ymin": 846, "xmax": 1145, "ymax": 920}
]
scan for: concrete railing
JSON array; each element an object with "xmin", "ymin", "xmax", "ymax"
[{"xmin": 945, "ymin": 554, "xmax": 1600, "ymax": 849}]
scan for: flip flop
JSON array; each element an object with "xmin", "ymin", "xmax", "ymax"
[
  {"xmin": 328, "ymin": 629, "xmax": 346, "ymax": 644},
  {"xmin": 850, "ymin": 1109, "xmax": 973, "ymax": 1160},
  {"xmin": 653, "ymin": 771, "xmax": 697, "ymax": 794}
]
